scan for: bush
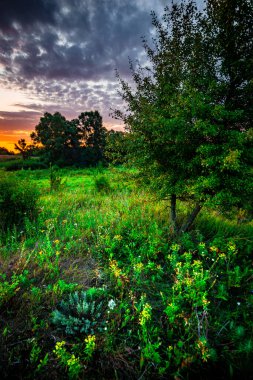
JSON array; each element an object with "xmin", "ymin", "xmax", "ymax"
[
  {"xmin": 94, "ymin": 175, "xmax": 111, "ymax": 193},
  {"xmin": 0, "ymin": 174, "xmax": 39, "ymax": 233},
  {"xmin": 4, "ymin": 159, "xmax": 47, "ymax": 171},
  {"xmin": 50, "ymin": 165, "xmax": 66, "ymax": 191}
]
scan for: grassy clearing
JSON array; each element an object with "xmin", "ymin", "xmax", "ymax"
[{"xmin": 0, "ymin": 166, "xmax": 253, "ymax": 379}]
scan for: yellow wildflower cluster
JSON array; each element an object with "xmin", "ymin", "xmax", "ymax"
[
  {"xmin": 84, "ymin": 335, "xmax": 96, "ymax": 358},
  {"xmin": 134, "ymin": 262, "xmax": 144, "ymax": 273},
  {"xmin": 109, "ymin": 260, "xmax": 122, "ymax": 278},
  {"xmin": 53, "ymin": 341, "xmax": 66, "ymax": 357},
  {"xmin": 85, "ymin": 334, "xmax": 96, "ymax": 346},
  {"xmin": 67, "ymin": 354, "xmax": 79, "ymax": 367},
  {"xmin": 139, "ymin": 303, "xmax": 152, "ymax": 326}
]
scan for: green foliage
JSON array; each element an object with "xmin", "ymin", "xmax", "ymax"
[
  {"xmin": 104, "ymin": 130, "xmax": 129, "ymax": 164},
  {"xmin": 0, "ymin": 166, "xmax": 252, "ymax": 379},
  {"xmin": 50, "ymin": 164, "xmax": 66, "ymax": 191},
  {"xmin": 115, "ymin": 0, "xmax": 253, "ymax": 233},
  {"xmin": 0, "ymin": 174, "xmax": 39, "ymax": 233},
  {"xmin": 53, "ymin": 341, "xmax": 82, "ymax": 379},
  {"xmin": 94, "ymin": 175, "xmax": 111, "ymax": 193},
  {"xmin": 52, "ymin": 288, "xmax": 107, "ymax": 336},
  {"xmin": 0, "ymin": 270, "xmax": 29, "ymax": 306},
  {"xmin": 4, "ymin": 159, "xmax": 47, "ymax": 171}
]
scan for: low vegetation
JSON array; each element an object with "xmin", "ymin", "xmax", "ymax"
[
  {"xmin": 0, "ymin": 165, "xmax": 252, "ymax": 379},
  {"xmin": 1, "ymin": 1, "xmax": 252, "ymax": 378}
]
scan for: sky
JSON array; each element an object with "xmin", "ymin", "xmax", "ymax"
[{"xmin": 0, "ymin": 0, "xmax": 204, "ymax": 151}]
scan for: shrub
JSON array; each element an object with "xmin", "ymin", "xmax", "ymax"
[
  {"xmin": 0, "ymin": 174, "xmax": 39, "ymax": 233},
  {"xmin": 51, "ymin": 288, "xmax": 107, "ymax": 336},
  {"xmin": 4, "ymin": 159, "xmax": 47, "ymax": 171},
  {"xmin": 94, "ymin": 175, "xmax": 111, "ymax": 193},
  {"xmin": 50, "ymin": 165, "xmax": 66, "ymax": 191}
]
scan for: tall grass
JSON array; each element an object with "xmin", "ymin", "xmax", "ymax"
[{"xmin": 0, "ymin": 166, "xmax": 252, "ymax": 379}]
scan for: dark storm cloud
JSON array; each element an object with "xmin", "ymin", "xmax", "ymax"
[
  {"xmin": 0, "ymin": 0, "xmax": 58, "ymax": 31},
  {"xmin": 0, "ymin": 0, "xmax": 161, "ymax": 84},
  {"xmin": 0, "ymin": 0, "xmax": 202, "ymax": 141}
]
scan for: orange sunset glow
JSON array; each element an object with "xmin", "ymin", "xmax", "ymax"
[{"xmin": 0, "ymin": 0, "xmax": 164, "ymax": 153}]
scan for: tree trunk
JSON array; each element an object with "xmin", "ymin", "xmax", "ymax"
[
  {"xmin": 170, "ymin": 193, "xmax": 177, "ymax": 234},
  {"xmin": 179, "ymin": 202, "xmax": 202, "ymax": 234}
]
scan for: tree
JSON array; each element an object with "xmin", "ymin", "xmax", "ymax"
[
  {"xmin": 0, "ymin": 147, "xmax": 14, "ymax": 155},
  {"xmin": 14, "ymin": 139, "xmax": 34, "ymax": 159},
  {"xmin": 31, "ymin": 112, "xmax": 80, "ymax": 164},
  {"xmin": 114, "ymin": 0, "xmax": 253, "ymax": 234},
  {"xmin": 104, "ymin": 130, "xmax": 129, "ymax": 165},
  {"xmin": 78, "ymin": 111, "xmax": 107, "ymax": 165}
]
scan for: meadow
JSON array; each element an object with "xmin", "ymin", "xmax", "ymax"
[{"xmin": 0, "ymin": 164, "xmax": 253, "ymax": 379}]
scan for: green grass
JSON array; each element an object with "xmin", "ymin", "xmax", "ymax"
[{"xmin": 0, "ymin": 166, "xmax": 252, "ymax": 379}]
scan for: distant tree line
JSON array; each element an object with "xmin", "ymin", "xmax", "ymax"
[
  {"xmin": 10, "ymin": 111, "xmax": 128, "ymax": 167},
  {"xmin": 0, "ymin": 147, "xmax": 14, "ymax": 155}
]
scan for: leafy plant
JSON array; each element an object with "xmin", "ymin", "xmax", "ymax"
[
  {"xmin": 51, "ymin": 288, "xmax": 107, "ymax": 335},
  {"xmin": 50, "ymin": 164, "xmax": 66, "ymax": 191},
  {"xmin": 0, "ymin": 174, "xmax": 39, "ymax": 233},
  {"xmin": 94, "ymin": 175, "xmax": 111, "ymax": 193}
]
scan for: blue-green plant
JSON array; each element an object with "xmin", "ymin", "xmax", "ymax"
[{"xmin": 51, "ymin": 288, "xmax": 107, "ymax": 335}]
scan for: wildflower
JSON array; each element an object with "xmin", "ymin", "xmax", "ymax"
[
  {"xmin": 139, "ymin": 303, "xmax": 152, "ymax": 326},
  {"xmin": 108, "ymin": 299, "xmax": 116, "ymax": 310},
  {"xmin": 56, "ymin": 251, "xmax": 60, "ymax": 256},
  {"xmin": 54, "ymin": 239, "xmax": 60, "ymax": 244},
  {"xmin": 39, "ymin": 251, "xmax": 43, "ymax": 255},
  {"xmin": 67, "ymin": 354, "xmax": 79, "ymax": 367}
]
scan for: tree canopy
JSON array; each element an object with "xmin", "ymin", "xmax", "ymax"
[
  {"xmin": 30, "ymin": 111, "xmax": 106, "ymax": 166},
  {"xmin": 114, "ymin": 0, "xmax": 253, "ymax": 233}
]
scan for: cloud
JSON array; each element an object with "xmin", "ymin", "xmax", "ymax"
[
  {"xmin": 0, "ymin": 0, "xmax": 203, "ymax": 147},
  {"xmin": 0, "ymin": 0, "xmax": 161, "ymax": 85}
]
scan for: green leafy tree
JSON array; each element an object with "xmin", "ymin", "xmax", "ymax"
[
  {"xmin": 114, "ymin": 0, "xmax": 253, "ymax": 234},
  {"xmin": 104, "ymin": 130, "xmax": 129, "ymax": 164}
]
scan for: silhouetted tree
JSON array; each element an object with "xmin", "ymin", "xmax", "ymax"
[
  {"xmin": 31, "ymin": 112, "xmax": 79, "ymax": 164},
  {"xmin": 14, "ymin": 139, "xmax": 34, "ymax": 159},
  {"xmin": 0, "ymin": 147, "xmax": 14, "ymax": 155},
  {"xmin": 78, "ymin": 111, "xmax": 107, "ymax": 165}
]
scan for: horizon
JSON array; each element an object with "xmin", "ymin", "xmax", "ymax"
[
  {"xmin": 0, "ymin": 0, "xmax": 204, "ymax": 151},
  {"xmin": 0, "ymin": 0, "xmax": 171, "ymax": 151}
]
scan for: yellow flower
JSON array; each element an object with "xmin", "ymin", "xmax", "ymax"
[
  {"xmin": 54, "ymin": 239, "xmax": 60, "ymax": 244},
  {"xmin": 139, "ymin": 303, "xmax": 152, "ymax": 326}
]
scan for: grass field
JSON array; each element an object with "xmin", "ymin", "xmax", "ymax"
[{"xmin": 0, "ymin": 165, "xmax": 253, "ymax": 379}]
